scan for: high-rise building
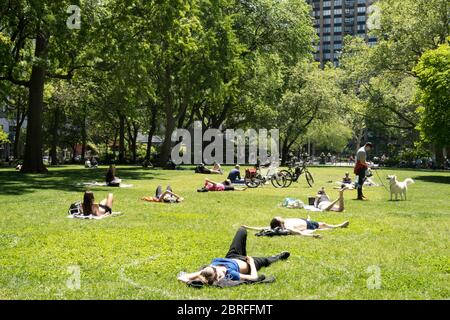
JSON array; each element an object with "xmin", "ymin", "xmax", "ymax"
[{"xmin": 307, "ymin": 0, "xmax": 378, "ymax": 66}]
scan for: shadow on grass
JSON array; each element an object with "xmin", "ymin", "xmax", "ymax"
[
  {"xmin": 0, "ymin": 166, "xmax": 164, "ymax": 196},
  {"xmin": 412, "ymin": 175, "xmax": 450, "ymax": 185}
]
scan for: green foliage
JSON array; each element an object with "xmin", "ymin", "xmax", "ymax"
[
  {"xmin": 414, "ymin": 41, "xmax": 450, "ymax": 147},
  {"xmin": 0, "ymin": 127, "xmax": 8, "ymax": 143}
]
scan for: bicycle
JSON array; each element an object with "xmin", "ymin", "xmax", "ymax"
[
  {"xmin": 279, "ymin": 157, "xmax": 314, "ymax": 188},
  {"xmin": 245, "ymin": 162, "xmax": 285, "ymax": 188}
]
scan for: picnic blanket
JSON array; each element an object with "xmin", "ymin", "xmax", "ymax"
[
  {"xmin": 185, "ymin": 274, "xmax": 276, "ymax": 288},
  {"xmin": 77, "ymin": 182, "xmax": 134, "ymax": 188},
  {"xmin": 67, "ymin": 212, "xmax": 122, "ymax": 220},
  {"xmin": 303, "ymin": 205, "xmax": 322, "ymax": 212}
]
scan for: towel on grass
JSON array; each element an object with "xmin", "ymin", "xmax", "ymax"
[
  {"xmin": 67, "ymin": 212, "xmax": 122, "ymax": 220},
  {"xmin": 303, "ymin": 205, "xmax": 322, "ymax": 212},
  {"xmin": 186, "ymin": 274, "xmax": 276, "ymax": 288},
  {"xmin": 77, "ymin": 182, "xmax": 134, "ymax": 188}
]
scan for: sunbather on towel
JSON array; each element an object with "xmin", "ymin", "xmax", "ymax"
[
  {"xmin": 142, "ymin": 185, "xmax": 184, "ymax": 203},
  {"xmin": 197, "ymin": 178, "xmax": 247, "ymax": 192},
  {"xmin": 313, "ymin": 186, "xmax": 348, "ymax": 212},
  {"xmin": 242, "ymin": 217, "xmax": 349, "ymax": 239},
  {"xmin": 81, "ymin": 191, "xmax": 114, "ymax": 217},
  {"xmin": 177, "ymin": 227, "xmax": 290, "ymax": 286}
]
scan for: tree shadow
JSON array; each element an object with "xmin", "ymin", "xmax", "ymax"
[
  {"xmin": 0, "ymin": 166, "xmax": 165, "ymax": 196},
  {"xmin": 412, "ymin": 175, "xmax": 450, "ymax": 185}
]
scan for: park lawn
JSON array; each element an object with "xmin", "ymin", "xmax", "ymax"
[{"xmin": 0, "ymin": 165, "xmax": 448, "ymax": 300}]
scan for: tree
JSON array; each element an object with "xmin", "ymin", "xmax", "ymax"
[
  {"xmin": 414, "ymin": 40, "xmax": 450, "ymax": 164},
  {"xmin": 0, "ymin": 1, "xmax": 104, "ymax": 172}
]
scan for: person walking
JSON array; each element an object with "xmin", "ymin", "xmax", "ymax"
[{"xmin": 354, "ymin": 142, "xmax": 373, "ymax": 200}]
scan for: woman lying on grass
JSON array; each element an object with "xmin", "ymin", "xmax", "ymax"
[
  {"xmin": 197, "ymin": 178, "xmax": 247, "ymax": 192},
  {"xmin": 178, "ymin": 227, "xmax": 290, "ymax": 286},
  {"xmin": 81, "ymin": 191, "xmax": 114, "ymax": 216},
  {"xmin": 242, "ymin": 217, "xmax": 349, "ymax": 239},
  {"xmin": 141, "ymin": 185, "xmax": 184, "ymax": 203},
  {"xmin": 314, "ymin": 186, "xmax": 348, "ymax": 212}
]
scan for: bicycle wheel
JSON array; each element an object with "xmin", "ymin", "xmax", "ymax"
[
  {"xmin": 305, "ymin": 170, "xmax": 314, "ymax": 187},
  {"xmin": 245, "ymin": 178, "xmax": 260, "ymax": 188},
  {"xmin": 279, "ymin": 170, "xmax": 293, "ymax": 188},
  {"xmin": 271, "ymin": 172, "xmax": 286, "ymax": 188}
]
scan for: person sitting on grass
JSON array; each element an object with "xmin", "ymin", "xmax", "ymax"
[
  {"xmin": 313, "ymin": 186, "xmax": 348, "ymax": 212},
  {"xmin": 242, "ymin": 217, "xmax": 349, "ymax": 239},
  {"xmin": 227, "ymin": 164, "xmax": 245, "ymax": 184},
  {"xmin": 105, "ymin": 164, "xmax": 121, "ymax": 187},
  {"xmin": 342, "ymin": 172, "xmax": 352, "ymax": 184},
  {"xmin": 81, "ymin": 191, "xmax": 114, "ymax": 217},
  {"xmin": 142, "ymin": 185, "xmax": 184, "ymax": 203},
  {"xmin": 177, "ymin": 227, "xmax": 290, "ymax": 286},
  {"xmin": 197, "ymin": 178, "xmax": 247, "ymax": 192}
]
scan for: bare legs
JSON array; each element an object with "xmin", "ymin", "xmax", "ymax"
[{"xmin": 324, "ymin": 187, "xmax": 347, "ymax": 212}]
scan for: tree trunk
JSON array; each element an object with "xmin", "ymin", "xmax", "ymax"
[
  {"xmin": 145, "ymin": 103, "xmax": 158, "ymax": 162},
  {"xmin": 50, "ymin": 107, "xmax": 60, "ymax": 165},
  {"xmin": 158, "ymin": 66, "xmax": 175, "ymax": 166},
  {"xmin": 81, "ymin": 106, "xmax": 87, "ymax": 161},
  {"xmin": 118, "ymin": 114, "xmax": 125, "ymax": 163},
  {"xmin": 21, "ymin": 32, "xmax": 48, "ymax": 173},
  {"xmin": 13, "ymin": 106, "xmax": 26, "ymax": 160}
]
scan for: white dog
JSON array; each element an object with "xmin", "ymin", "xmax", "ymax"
[{"xmin": 387, "ymin": 175, "xmax": 414, "ymax": 200}]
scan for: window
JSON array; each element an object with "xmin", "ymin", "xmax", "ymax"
[
  {"xmin": 324, "ymin": 53, "xmax": 332, "ymax": 59},
  {"xmin": 357, "ymin": 0, "xmax": 366, "ymax": 4},
  {"xmin": 334, "ymin": 35, "xmax": 343, "ymax": 41},
  {"xmin": 334, "ymin": 43, "xmax": 342, "ymax": 50},
  {"xmin": 334, "ymin": 9, "xmax": 342, "ymax": 15},
  {"xmin": 357, "ymin": 24, "xmax": 366, "ymax": 31},
  {"xmin": 335, "ymin": 0, "xmax": 343, "ymax": 6},
  {"xmin": 323, "ymin": 27, "xmax": 331, "ymax": 33},
  {"xmin": 334, "ymin": 17, "xmax": 342, "ymax": 24},
  {"xmin": 357, "ymin": 7, "xmax": 366, "ymax": 13},
  {"xmin": 323, "ymin": 35, "xmax": 331, "ymax": 41},
  {"xmin": 334, "ymin": 26, "xmax": 342, "ymax": 32},
  {"xmin": 323, "ymin": 1, "xmax": 331, "ymax": 8},
  {"xmin": 323, "ymin": 10, "xmax": 331, "ymax": 16},
  {"xmin": 357, "ymin": 15, "xmax": 366, "ymax": 22}
]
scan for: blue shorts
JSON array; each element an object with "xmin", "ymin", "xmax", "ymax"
[{"xmin": 305, "ymin": 220, "xmax": 319, "ymax": 230}]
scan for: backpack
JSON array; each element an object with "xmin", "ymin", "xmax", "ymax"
[
  {"xmin": 68, "ymin": 202, "xmax": 83, "ymax": 216},
  {"xmin": 281, "ymin": 198, "xmax": 304, "ymax": 209},
  {"xmin": 245, "ymin": 168, "xmax": 257, "ymax": 179},
  {"xmin": 255, "ymin": 227, "xmax": 290, "ymax": 237}
]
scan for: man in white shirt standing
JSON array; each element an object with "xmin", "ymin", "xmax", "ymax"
[{"xmin": 353, "ymin": 142, "xmax": 373, "ymax": 200}]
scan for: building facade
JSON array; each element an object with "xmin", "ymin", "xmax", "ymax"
[{"xmin": 307, "ymin": 0, "xmax": 378, "ymax": 66}]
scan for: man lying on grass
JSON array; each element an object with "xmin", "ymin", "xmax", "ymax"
[
  {"xmin": 242, "ymin": 217, "xmax": 349, "ymax": 239},
  {"xmin": 178, "ymin": 227, "xmax": 289, "ymax": 286}
]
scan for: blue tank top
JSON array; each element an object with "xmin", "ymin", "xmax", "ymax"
[{"xmin": 211, "ymin": 258, "xmax": 240, "ymax": 280}]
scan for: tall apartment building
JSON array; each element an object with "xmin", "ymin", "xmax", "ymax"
[{"xmin": 307, "ymin": 0, "xmax": 378, "ymax": 66}]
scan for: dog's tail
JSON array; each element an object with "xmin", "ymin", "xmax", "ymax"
[{"xmin": 404, "ymin": 178, "xmax": 415, "ymax": 185}]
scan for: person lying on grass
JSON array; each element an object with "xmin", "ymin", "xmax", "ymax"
[
  {"xmin": 313, "ymin": 186, "xmax": 348, "ymax": 212},
  {"xmin": 141, "ymin": 185, "xmax": 184, "ymax": 203},
  {"xmin": 81, "ymin": 191, "xmax": 114, "ymax": 216},
  {"xmin": 242, "ymin": 217, "xmax": 349, "ymax": 239},
  {"xmin": 197, "ymin": 178, "xmax": 247, "ymax": 192},
  {"xmin": 177, "ymin": 227, "xmax": 290, "ymax": 285}
]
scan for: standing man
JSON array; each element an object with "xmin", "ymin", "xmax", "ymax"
[{"xmin": 354, "ymin": 142, "xmax": 373, "ymax": 200}]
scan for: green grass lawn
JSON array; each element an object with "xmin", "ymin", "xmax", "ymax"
[{"xmin": 0, "ymin": 165, "xmax": 449, "ymax": 300}]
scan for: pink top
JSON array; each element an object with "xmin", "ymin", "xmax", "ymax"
[{"xmin": 206, "ymin": 182, "xmax": 225, "ymax": 191}]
